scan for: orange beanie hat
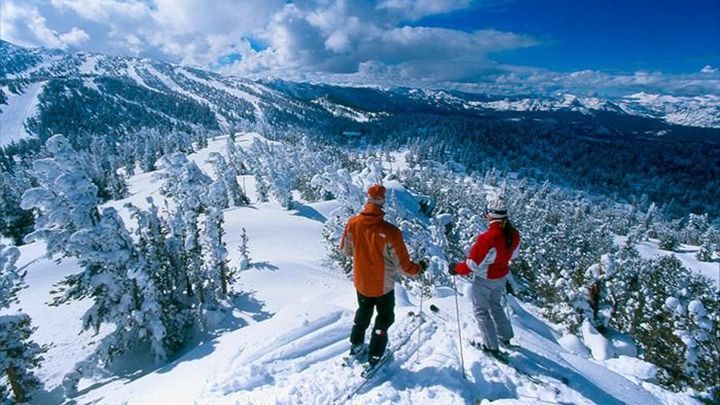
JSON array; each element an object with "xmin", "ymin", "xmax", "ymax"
[{"xmin": 367, "ymin": 184, "xmax": 386, "ymax": 205}]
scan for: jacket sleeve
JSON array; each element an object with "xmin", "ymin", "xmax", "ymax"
[
  {"xmin": 469, "ymin": 232, "xmax": 493, "ymax": 265},
  {"xmin": 339, "ymin": 221, "xmax": 353, "ymax": 257},
  {"xmin": 389, "ymin": 230, "xmax": 420, "ymax": 276},
  {"xmin": 454, "ymin": 261, "xmax": 472, "ymax": 275},
  {"xmin": 456, "ymin": 232, "xmax": 494, "ymax": 275}
]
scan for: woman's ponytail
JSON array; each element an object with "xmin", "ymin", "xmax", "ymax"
[{"xmin": 502, "ymin": 219, "xmax": 516, "ymax": 249}]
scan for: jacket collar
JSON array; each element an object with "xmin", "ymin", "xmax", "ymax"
[
  {"xmin": 361, "ymin": 202, "xmax": 385, "ymax": 219},
  {"xmin": 488, "ymin": 219, "xmax": 505, "ymax": 228}
]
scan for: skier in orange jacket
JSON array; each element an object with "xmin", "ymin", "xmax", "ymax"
[{"xmin": 340, "ymin": 184, "xmax": 427, "ymax": 365}]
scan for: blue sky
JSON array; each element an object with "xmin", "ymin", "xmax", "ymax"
[
  {"xmin": 1, "ymin": 0, "xmax": 718, "ymax": 96},
  {"xmin": 415, "ymin": 0, "xmax": 720, "ymax": 74}
]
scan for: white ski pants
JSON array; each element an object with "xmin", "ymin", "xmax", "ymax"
[{"xmin": 471, "ymin": 275, "xmax": 514, "ymax": 350}]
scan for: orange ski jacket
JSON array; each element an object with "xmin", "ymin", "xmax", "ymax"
[{"xmin": 340, "ymin": 203, "xmax": 421, "ymax": 297}]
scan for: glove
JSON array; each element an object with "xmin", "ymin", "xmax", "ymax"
[{"xmin": 450, "ymin": 262, "xmax": 470, "ymax": 276}]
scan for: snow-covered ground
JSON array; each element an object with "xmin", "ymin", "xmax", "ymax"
[
  {"xmin": 614, "ymin": 235, "xmax": 719, "ymax": 287},
  {"xmin": 8, "ymin": 134, "xmax": 707, "ymax": 404},
  {"xmin": 0, "ymin": 82, "xmax": 44, "ymax": 146}
]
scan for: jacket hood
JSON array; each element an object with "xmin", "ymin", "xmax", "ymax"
[{"xmin": 359, "ymin": 203, "xmax": 384, "ymax": 224}]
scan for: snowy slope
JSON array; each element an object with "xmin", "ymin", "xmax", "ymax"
[
  {"xmin": 9, "ymin": 134, "xmax": 705, "ymax": 404},
  {"xmin": 614, "ymin": 235, "xmax": 719, "ymax": 286},
  {"xmin": 620, "ymin": 93, "xmax": 720, "ymax": 129},
  {"xmin": 0, "ymin": 82, "xmax": 44, "ymax": 146}
]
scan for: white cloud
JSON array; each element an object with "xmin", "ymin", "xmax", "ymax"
[
  {"xmin": 376, "ymin": 0, "xmax": 472, "ymax": 20},
  {"xmin": 219, "ymin": 2, "xmax": 537, "ymax": 82},
  {"xmin": 1, "ymin": 0, "xmax": 90, "ymax": 49},
  {"xmin": 2, "ymin": 0, "xmax": 716, "ymax": 97},
  {"xmin": 50, "ymin": 0, "xmax": 150, "ymax": 22},
  {"xmin": 58, "ymin": 26, "xmax": 90, "ymax": 45}
]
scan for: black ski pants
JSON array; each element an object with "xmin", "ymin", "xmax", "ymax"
[{"xmin": 350, "ymin": 290, "xmax": 395, "ymax": 360}]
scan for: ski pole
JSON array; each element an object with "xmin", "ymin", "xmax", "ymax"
[
  {"xmin": 452, "ymin": 274, "xmax": 466, "ymax": 379},
  {"xmin": 416, "ymin": 271, "xmax": 425, "ymax": 364}
]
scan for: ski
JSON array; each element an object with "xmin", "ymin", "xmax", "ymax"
[
  {"xmin": 469, "ymin": 340, "xmax": 510, "ymax": 363},
  {"xmin": 501, "ymin": 347, "xmax": 570, "ymax": 385},
  {"xmin": 469, "ymin": 340, "xmax": 567, "ymax": 386},
  {"xmin": 426, "ymin": 303, "xmax": 451, "ymax": 323},
  {"xmin": 360, "ymin": 349, "xmax": 393, "ymax": 379},
  {"xmin": 338, "ymin": 312, "xmax": 427, "ymax": 402},
  {"xmin": 341, "ymin": 344, "xmax": 368, "ymax": 367}
]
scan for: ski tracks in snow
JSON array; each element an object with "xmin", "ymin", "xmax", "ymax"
[{"xmin": 207, "ymin": 309, "xmax": 440, "ymax": 404}]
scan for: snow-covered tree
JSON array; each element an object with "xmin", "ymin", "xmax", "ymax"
[
  {"xmin": 293, "ymin": 136, "xmax": 331, "ymax": 201},
  {"xmin": 206, "ymin": 179, "xmax": 230, "ymax": 210},
  {"xmin": 206, "ymin": 152, "xmax": 248, "ymax": 207},
  {"xmin": 311, "ymin": 167, "xmax": 364, "ymax": 216},
  {"xmin": 58, "ymin": 208, "xmax": 170, "ymax": 373},
  {"xmin": 126, "ymin": 199, "xmax": 187, "ymax": 355},
  {"xmin": 199, "ymin": 207, "xmax": 232, "ymax": 308},
  {"xmin": 656, "ymin": 220, "xmax": 682, "ymax": 251},
  {"xmin": 19, "ymin": 136, "xmax": 193, "ymax": 392},
  {"xmin": 20, "ymin": 135, "xmax": 100, "ymax": 257},
  {"xmin": 225, "ymin": 137, "xmax": 249, "ymax": 175},
  {"xmin": 157, "ymin": 153, "xmax": 212, "ymax": 300},
  {"xmin": 312, "ymin": 165, "xmax": 366, "ymax": 274},
  {"xmin": 238, "ymin": 228, "xmax": 251, "ymax": 271},
  {"xmin": 0, "ymin": 243, "xmax": 46, "ymax": 403},
  {"xmin": 0, "ymin": 168, "xmax": 34, "ymax": 245},
  {"xmin": 696, "ymin": 227, "xmax": 717, "ymax": 261},
  {"xmin": 84, "ymin": 136, "xmax": 128, "ymax": 201},
  {"xmin": 684, "ymin": 213, "xmax": 709, "ymax": 246},
  {"xmin": 245, "ymin": 139, "xmax": 297, "ymax": 209}
]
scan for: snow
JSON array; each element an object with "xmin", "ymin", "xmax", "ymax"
[
  {"xmin": 125, "ymin": 65, "xmax": 156, "ymax": 91},
  {"xmin": 311, "ymin": 95, "xmax": 381, "ymax": 122},
  {"xmin": 614, "ymin": 235, "xmax": 720, "ymax": 286},
  {"xmin": 580, "ymin": 319, "xmax": 614, "ymax": 361},
  {"xmin": 621, "ymin": 92, "xmax": 720, "ymax": 128},
  {"xmin": 465, "ymin": 92, "xmax": 720, "ymax": 128},
  {"xmin": 10, "ymin": 242, "xmax": 112, "ymax": 392},
  {"xmin": 558, "ymin": 333, "xmax": 590, "ymax": 356},
  {"xmin": 7, "ymin": 133, "xmax": 707, "ymax": 404},
  {"xmin": 143, "ymin": 64, "xmax": 229, "ymax": 128},
  {"xmin": 604, "ymin": 356, "xmax": 658, "ymax": 382},
  {"xmin": 179, "ymin": 68, "xmax": 266, "ymax": 124},
  {"xmin": 77, "ymin": 54, "xmax": 98, "ymax": 74},
  {"xmin": 0, "ymin": 81, "xmax": 44, "ymax": 146}
]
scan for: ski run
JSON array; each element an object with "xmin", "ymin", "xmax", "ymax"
[{"xmin": 7, "ymin": 133, "xmax": 709, "ymax": 404}]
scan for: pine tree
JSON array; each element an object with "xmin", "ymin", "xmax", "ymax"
[
  {"xmin": 696, "ymin": 227, "xmax": 718, "ymax": 262},
  {"xmin": 238, "ymin": 228, "xmax": 251, "ymax": 271},
  {"xmin": 199, "ymin": 207, "xmax": 231, "ymax": 309},
  {"xmin": 20, "ymin": 135, "xmax": 100, "ymax": 257},
  {"xmin": 684, "ymin": 213, "xmax": 709, "ymax": 246},
  {"xmin": 0, "ymin": 243, "xmax": 47, "ymax": 403},
  {"xmin": 126, "ymin": 198, "xmax": 192, "ymax": 358},
  {"xmin": 207, "ymin": 152, "xmax": 248, "ymax": 207},
  {"xmin": 0, "ymin": 168, "xmax": 34, "ymax": 245},
  {"xmin": 19, "ymin": 136, "xmax": 177, "ymax": 392}
]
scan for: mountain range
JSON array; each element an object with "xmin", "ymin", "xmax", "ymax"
[{"xmin": 1, "ymin": 39, "xmax": 719, "ymax": 149}]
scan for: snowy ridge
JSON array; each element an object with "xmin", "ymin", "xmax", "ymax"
[
  {"xmin": 619, "ymin": 93, "xmax": 720, "ymax": 128},
  {"xmin": 469, "ymin": 94, "xmax": 619, "ymax": 115},
  {"xmin": 8, "ymin": 134, "xmax": 703, "ymax": 404},
  {"xmin": 0, "ymin": 82, "xmax": 44, "ymax": 146},
  {"xmin": 3, "ymin": 39, "xmax": 719, "ymax": 150},
  {"xmin": 311, "ymin": 95, "xmax": 384, "ymax": 122}
]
